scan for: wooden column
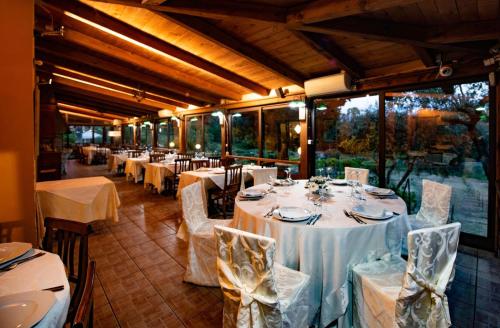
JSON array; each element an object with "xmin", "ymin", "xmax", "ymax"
[
  {"xmin": 378, "ymin": 92, "xmax": 386, "ymax": 187},
  {"xmin": 299, "ymin": 118, "xmax": 309, "ymax": 179},
  {"xmin": 496, "ymin": 80, "xmax": 500, "ymax": 255},
  {"xmin": 179, "ymin": 118, "xmax": 186, "ymax": 153}
]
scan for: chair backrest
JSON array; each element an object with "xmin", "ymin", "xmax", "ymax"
[
  {"xmin": 220, "ymin": 157, "xmax": 235, "ymax": 167},
  {"xmin": 395, "ymin": 222, "xmax": 461, "ymax": 328},
  {"xmin": 214, "ymin": 225, "xmax": 281, "ymax": 327},
  {"xmin": 224, "ymin": 164, "xmax": 243, "ymax": 194},
  {"xmin": 192, "ymin": 159, "xmax": 209, "ymax": 170},
  {"xmin": 129, "ymin": 150, "xmax": 142, "ymax": 158},
  {"xmin": 261, "ymin": 161, "xmax": 276, "ymax": 168},
  {"xmin": 345, "ymin": 167, "xmax": 369, "ymax": 184},
  {"xmin": 72, "ymin": 260, "xmax": 96, "ymax": 328},
  {"xmin": 174, "ymin": 158, "xmax": 192, "ymax": 175},
  {"xmin": 253, "ymin": 167, "xmax": 278, "ymax": 186},
  {"xmin": 208, "ymin": 156, "xmax": 221, "ymax": 168},
  {"xmin": 150, "ymin": 153, "xmax": 166, "ymax": 163},
  {"xmin": 43, "ymin": 217, "xmax": 91, "ymax": 323},
  {"xmin": 178, "ymin": 153, "xmax": 193, "ymax": 159},
  {"xmin": 181, "ymin": 182, "xmax": 209, "ymax": 233},
  {"xmin": 416, "ymin": 179, "xmax": 452, "ymax": 226}
]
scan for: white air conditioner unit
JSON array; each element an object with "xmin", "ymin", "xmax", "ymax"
[{"xmin": 304, "ymin": 72, "xmax": 352, "ymax": 97}]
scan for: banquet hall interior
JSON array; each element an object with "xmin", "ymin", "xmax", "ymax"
[{"xmin": 1, "ymin": 0, "xmax": 500, "ymax": 327}]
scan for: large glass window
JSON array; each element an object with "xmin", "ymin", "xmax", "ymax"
[
  {"xmin": 385, "ymin": 82, "xmax": 490, "ymax": 236},
  {"xmin": 186, "ymin": 116, "xmax": 203, "ymax": 152},
  {"xmin": 94, "ymin": 126, "xmax": 103, "ymax": 144},
  {"xmin": 140, "ymin": 122, "xmax": 153, "ymax": 146},
  {"xmin": 262, "ymin": 106, "xmax": 300, "ymax": 161},
  {"xmin": 123, "ymin": 125, "xmax": 134, "ymax": 145},
  {"xmin": 157, "ymin": 120, "xmax": 179, "ymax": 148},
  {"xmin": 204, "ymin": 115, "xmax": 221, "ymax": 154},
  {"xmin": 230, "ymin": 111, "xmax": 259, "ymax": 157},
  {"xmin": 314, "ymin": 95, "xmax": 379, "ymax": 184}
]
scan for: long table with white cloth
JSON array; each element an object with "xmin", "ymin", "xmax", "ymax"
[{"xmin": 232, "ymin": 180, "xmax": 409, "ymax": 328}]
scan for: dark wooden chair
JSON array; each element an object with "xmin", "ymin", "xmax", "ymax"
[
  {"xmin": 220, "ymin": 157, "xmax": 235, "ymax": 167},
  {"xmin": 128, "ymin": 150, "xmax": 142, "ymax": 158},
  {"xmin": 92, "ymin": 147, "xmax": 107, "ymax": 165},
  {"xmin": 178, "ymin": 153, "xmax": 194, "ymax": 159},
  {"xmin": 165, "ymin": 158, "xmax": 191, "ymax": 198},
  {"xmin": 150, "ymin": 153, "xmax": 166, "ymax": 163},
  {"xmin": 191, "ymin": 159, "xmax": 209, "ymax": 170},
  {"xmin": 72, "ymin": 260, "xmax": 96, "ymax": 328},
  {"xmin": 208, "ymin": 164, "xmax": 243, "ymax": 220},
  {"xmin": 78, "ymin": 147, "xmax": 88, "ymax": 164},
  {"xmin": 42, "ymin": 217, "xmax": 92, "ymax": 324},
  {"xmin": 208, "ymin": 156, "xmax": 221, "ymax": 168}
]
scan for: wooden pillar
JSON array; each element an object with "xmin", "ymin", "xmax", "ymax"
[
  {"xmin": 378, "ymin": 92, "xmax": 386, "ymax": 187},
  {"xmin": 179, "ymin": 118, "xmax": 186, "ymax": 153},
  {"xmin": 221, "ymin": 114, "xmax": 227, "ymax": 157},
  {"xmin": 299, "ymin": 118, "xmax": 308, "ymax": 179}
]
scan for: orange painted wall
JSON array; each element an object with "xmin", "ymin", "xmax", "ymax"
[{"xmin": 0, "ymin": 1, "xmax": 36, "ymax": 244}]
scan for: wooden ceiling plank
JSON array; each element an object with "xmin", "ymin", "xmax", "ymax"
[
  {"xmin": 411, "ymin": 46, "xmax": 436, "ymax": 67},
  {"xmin": 293, "ymin": 31, "xmax": 364, "ymax": 78},
  {"xmin": 427, "ymin": 19, "xmax": 500, "ymax": 44},
  {"xmin": 160, "ymin": 12, "xmax": 306, "ymax": 86},
  {"xmin": 287, "ymin": 0, "xmax": 424, "ymax": 25},
  {"xmin": 43, "ymin": 0, "xmax": 270, "ymax": 95},
  {"xmin": 294, "ymin": 17, "xmax": 487, "ymax": 54},
  {"xmin": 86, "ymin": 0, "xmax": 286, "ymax": 23},
  {"xmin": 35, "ymin": 40, "xmax": 218, "ymax": 105}
]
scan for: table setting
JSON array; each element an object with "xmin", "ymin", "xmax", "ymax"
[
  {"xmin": 0, "ymin": 242, "xmax": 70, "ymax": 328},
  {"xmin": 233, "ymin": 178, "xmax": 409, "ymax": 327}
]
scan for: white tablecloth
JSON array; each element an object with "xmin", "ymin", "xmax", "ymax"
[
  {"xmin": 107, "ymin": 153, "xmax": 128, "ymax": 173},
  {"xmin": 143, "ymin": 162, "xmax": 175, "ymax": 192},
  {"xmin": 0, "ymin": 249, "xmax": 70, "ymax": 328},
  {"xmin": 232, "ymin": 180, "xmax": 409, "ymax": 328},
  {"xmin": 81, "ymin": 146, "xmax": 110, "ymax": 165},
  {"xmin": 124, "ymin": 157, "xmax": 149, "ymax": 183},
  {"xmin": 36, "ymin": 177, "xmax": 121, "ymax": 241}
]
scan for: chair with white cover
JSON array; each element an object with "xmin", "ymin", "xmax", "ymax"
[
  {"xmin": 181, "ymin": 181, "xmax": 233, "ymax": 287},
  {"xmin": 252, "ymin": 167, "xmax": 277, "ymax": 186},
  {"xmin": 214, "ymin": 225, "xmax": 316, "ymax": 328},
  {"xmin": 352, "ymin": 222, "xmax": 461, "ymax": 328},
  {"xmin": 408, "ymin": 179, "xmax": 452, "ymax": 230},
  {"xmin": 345, "ymin": 167, "xmax": 369, "ymax": 184}
]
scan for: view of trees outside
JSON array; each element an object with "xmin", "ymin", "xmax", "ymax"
[
  {"xmin": 157, "ymin": 120, "xmax": 179, "ymax": 148},
  {"xmin": 67, "ymin": 125, "xmax": 106, "ymax": 145},
  {"xmin": 140, "ymin": 124, "xmax": 153, "ymax": 147},
  {"xmin": 315, "ymin": 95, "xmax": 379, "ymax": 185},
  {"xmin": 186, "ymin": 116, "xmax": 203, "ymax": 152},
  {"xmin": 230, "ymin": 111, "xmax": 259, "ymax": 157},
  {"xmin": 262, "ymin": 107, "xmax": 300, "ymax": 161},
  {"xmin": 385, "ymin": 82, "xmax": 490, "ymax": 236},
  {"xmin": 123, "ymin": 125, "xmax": 134, "ymax": 145},
  {"xmin": 203, "ymin": 115, "xmax": 221, "ymax": 154},
  {"xmin": 94, "ymin": 126, "xmax": 103, "ymax": 144}
]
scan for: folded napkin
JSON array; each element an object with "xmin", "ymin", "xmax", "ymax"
[
  {"xmin": 352, "ymin": 204, "xmax": 387, "ymax": 219},
  {"xmin": 365, "ymin": 186, "xmax": 394, "ymax": 195}
]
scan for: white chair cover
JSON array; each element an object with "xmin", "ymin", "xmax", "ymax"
[
  {"xmin": 214, "ymin": 225, "xmax": 314, "ymax": 328},
  {"xmin": 252, "ymin": 167, "xmax": 278, "ymax": 186},
  {"xmin": 344, "ymin": 167, "xmax": 369, "ymax": 184},
  {"xmin": 410, "ymin": 179, "xmax": 452, "ymax": 229},
  {"xmin": 352, "ymin": 223, "xmax": 461, "ymax": 328},
  {"xmin": 181, "ymin": 182, "xmax": 232, "ymax": 286}
]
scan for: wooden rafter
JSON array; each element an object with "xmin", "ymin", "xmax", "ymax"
[
  {"xmin": 293, "ymin": 31, "xmax": 364, "ymax": 78},
  {"xmin": 160, "ymin": 13, "xmax": 306, "ymax": 87},
  {"xmin": 86, "ymin": 0, "xmax": 286, "ymax": 23},
  {"xmin": 294, "ymin": 17, "xmax": 487, "ymax": 54},
  {"xmin": 35, "ymin": 40, "xmax": 218, "ymax": 105},
  {"xmin": 287, "ymin": 0, "xmax": 423, "ymax": 25},
  {"xmin": 43, "ymin": 0, "xmax": 270, "ymax": 95},
  {"xmin": 428, "ymin": 19, "xmax": 500, "ymax": 44},
  {"xmin": 411, "ymin": 47, "xmax": 436, "ymax": 67}
]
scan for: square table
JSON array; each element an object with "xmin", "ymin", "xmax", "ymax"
[{"xmin": 35, "ymin": 177, "xmax": 120, "ymax": 241}]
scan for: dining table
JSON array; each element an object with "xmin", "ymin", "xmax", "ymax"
[
  {"xmin": 0, "ymin": 248, "xmax": 70, "ymax": 327},
  {"xmin": 108, "ymin": 153, "xmax": 128, "ymax": 173},
  {"xmin": 35, "ymin": 177, "xmax": 121, "ymax": 241},
  {"xmin": 232, "ymin": 180, "xmax": 409, "ymax": 328},
  {"xmin": 124, "ymin": 156, "xmax": 149, "ymax": 183},
  {"xmin": 81, "ymin": 146, "xmax": 110, "ymax": 165}
]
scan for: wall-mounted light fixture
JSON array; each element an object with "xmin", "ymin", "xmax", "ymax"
[
  {"xmin": 289, "ymin": 100, "xmax": 307, "ymax": 120},
  {"xmin": 294, "ymin": 124, "xmax": 301, "ymax": 134},
  {"xmin": 169, "ymin": 141, "xmax": 175, "ymax": 148},
  {"xmin": 195, "ymin": 144, "xmax": 201, "ymax": 150},
  {"xmin": 211, "ymin": 111, "xmax": 225, "ymax": 125},
  {"xmin": 232, "ymin": 113, "xmax": 242, "ymax": 118}
]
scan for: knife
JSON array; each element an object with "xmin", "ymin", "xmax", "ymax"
[{"xmin": 310, "ymin": 214, "xmax": 322, "ymax": 225}]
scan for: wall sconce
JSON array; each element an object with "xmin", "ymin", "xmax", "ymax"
[
  {"xmin": 289, "ymin": 100, "xmax": 306, "ymax": 121},
  {"xmin": 169, "ymin": 141, "xmax": 175, "ymax": 148},
  {"xmin": 211, "ymin": 111, "xmax": 225, "ymax": 125},
  {"xmin": 294, "ymin": 124, "xmax": 301, "ymax": 134},
  {"xmin": 112, "ymin": 119, "xmax": 122, "ymax": 126},
  {"xmin": 195, "ymin": 144, "xmax": 201, "ymax": 150},
  {"xmin": 171, "ymin": 116, "xmax": 180, "ymax": 126},
  {"xmin": 297, "ymin": 147, "xmax": 301, "ymax": 156}
]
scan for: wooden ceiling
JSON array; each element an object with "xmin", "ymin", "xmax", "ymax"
[{"xmin": 35, "ymin": 0, "xmax": 499, "ymax": 119}]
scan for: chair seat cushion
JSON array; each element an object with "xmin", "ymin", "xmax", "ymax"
[{"xmin": 352, "ymin": 255, "xmax": 407, "ymax": 328}]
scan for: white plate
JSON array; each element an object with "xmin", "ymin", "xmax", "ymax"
[
  {"xmin": 240, "ymin": 190, "xmax": 265, "ymax": 198},
  {"xmin": 213, "ymin": 168, "xmax": 225, "ymax": 174},
  {"xmin": 0, "ymin": 291, "xmax": 56, "ymax": 328},
  {"xmin": 351, "ymin": 204, "xmax": 393, "ymax": 220},
  {"xmin": 364, "ymin": 186, "xmax": 395, "ymax": 196},
  {"xmin": 330, "ymin": 179, "xmax": 347, "ymax": 185},
  {"xmin": 274, "ymin": 207, "xmax": 311, "ymax": 222},
  {"xmin": 0, "ymin": 242, "xmax": 32, "ymax": 265}
]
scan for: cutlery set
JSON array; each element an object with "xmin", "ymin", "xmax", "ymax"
[
  {"xmin": 343, "ymin": 209, "xmax": 367, "ymax": 224},
  {"xmin": 0, "ymin": 252, "xmax": 45, "ymax": 272},
  {"xmin": 306, "ymin": 214, "xmax": 322, "ymax": 225}
]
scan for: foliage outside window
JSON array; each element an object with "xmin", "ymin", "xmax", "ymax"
[
  {"xmin": 186, "ymin": 116, "xmax": 203, "ymax": 152},
  {"xmin": 314, "ymin": 95, "xmax": 379, "ymax": 185},
  {"xmin": 186, "ymin": 115, "xmax": 221, "ymax": 153},
  {"xmin": 140, "ymin": 122, "xmax": 153, "ymax": 147},
  {"xmin": 123, "ymin": 125, "xmax": 134, "ymax": 145},
  {"xmin": 230, "ymin": 111, "xmax": 259, "ymax": 157},
  {"xmin": 262, "ymin": 107, "xmax": 300, "ymax": 161},
  {"xmin": 157, "ymin": 119, "xmax": 179, "ymax": 148}
]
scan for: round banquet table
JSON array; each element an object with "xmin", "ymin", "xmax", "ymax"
[
  {"xmin": 233, "ymin": 180, "xmax": 409, "ymax": 328},
  {"xmin": 0, "ymin": 250, "xmax": 71, "ymax": 328}
]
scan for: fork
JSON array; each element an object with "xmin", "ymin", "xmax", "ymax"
[
  {"xmin": 343, "ymin": 209, "xmax": 366, "ymax": 224},
  {"xmin": 264, "ymin": 205, "xmax": 278, "ymax": 217},
  {"xmin": 0, "ymin": 252, "xmax": 45, "ymax": 272}
]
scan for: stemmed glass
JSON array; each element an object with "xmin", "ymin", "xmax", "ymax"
[{"xmin": 284, "ymin": 169, "xmax": 291, "ymax": 181}]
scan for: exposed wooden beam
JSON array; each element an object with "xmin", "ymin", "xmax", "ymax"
[
  {"xmin": 35, "ymin": 40, "xmax": 218, "ymax": 105},
  {"xmin": 411, "ymin": 47, "xmax": 436, "ymax": 67},
  {"xmin": 141, "ymin": 0, "xmax": 165, "ymax": 4},
  {"xmin": 86, "ymin": 0, "xmax": 286, "ymax": 23},
  {"xmin": 57, "ymin": 102, "xmax": 129, "ymax": 120},
  {"xmin": 43, "ymin": 0, "xmax": 270, "ymax": 95},
  {"xmin": 428, "ymin": 19, "xmax": 500, "ymax": 44},
  {"xmin": 295, "ymin": 17, "xmax": 487, "ymax": 54},
  {"xmin": 43, "ymin": 63, "xmax": 188, "ymax": 108},
  {"xmin": 287, "ymin": 0, "xmax": 423, "ymax": 25},
  {"xmin": 160, "ymin": 12, "xmax": 306, "ymax": 87},
  {"xmin": 59, "ymin": 110, "xmax": 114, "ymax": 122},
  {"xmin": 293, "ymin": 31, "xmax": 364, "ymax": 78}
]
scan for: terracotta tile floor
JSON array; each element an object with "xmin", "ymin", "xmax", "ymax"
[{"xmin": 64, "ymin": 160, "xmax": 500, "ymax": 328}]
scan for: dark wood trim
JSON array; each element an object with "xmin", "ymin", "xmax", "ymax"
[
  {"xmin": 378, "ymin": 91, "xmax": 386, "ymax": 187},
  {"xmin": 161, "ymin": 13, "xmax": 306, "ymax": 87},
  {"xmin": 43, "ymin": 0, "xmax": 270, "ymax": 96}
]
